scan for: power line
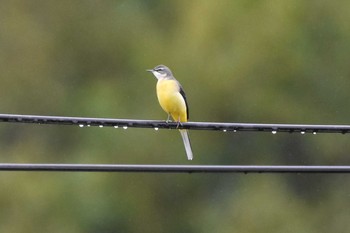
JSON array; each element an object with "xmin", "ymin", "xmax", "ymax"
[
  {"xmin": 0, "ymin": 163, "xmax": 349, "ymax": 173},
  {"xmin": 0, "ymin": 113, "xmax": 350, "ymax": 134},
  {"xmin": 0, "ymin": 114, "xmax": 348, "ymax": 173}
]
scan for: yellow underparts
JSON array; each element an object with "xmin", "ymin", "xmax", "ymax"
[{"xmin": 156, "ymin": 79, "xmax": 187, "ymax": 122}]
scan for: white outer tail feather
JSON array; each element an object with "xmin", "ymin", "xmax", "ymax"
[{"xmin": 179, "ymin": 130, "xmax": 193, "ymax": 160}]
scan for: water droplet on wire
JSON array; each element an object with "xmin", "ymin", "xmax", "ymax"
[
  {"xmin": 272, "ymin": 130, "xmax": 277, "ymax": 134},
  {"xmin": 79, "ymin": 124, "xmax": 84, "ymax": 128},
  {"xmin": 123, "ymin": 126, "xmax": 128, "ymax": 129},
  {"xmin": 114, "ymin": 126, "xmax": 119, "ymax": 129},
  {"xmin": 301, "ymin": 131, "xmax": 305, "ymax": 135},
  {"xmin": 154, "ymin": 127, "xmax": 159, "ymax": 131},
  {"xmin": 99, "ymin": 125, "xmax": 103, "ymax": 128},
  {"xmin": 313, "ymin": 131, "xmax": 317, "ymax": 135},
  {"xmin": 223, "ymin": 129, "xmax": 227, "ymax": 132}
]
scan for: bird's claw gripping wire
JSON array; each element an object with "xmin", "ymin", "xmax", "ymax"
[
  {"xmin": 176, "ymin": 117, "xmax": 183, "ymax": 129},
  {"xmin": 165, "ymin": 114, "xmax": 172, "ymax": 124}
]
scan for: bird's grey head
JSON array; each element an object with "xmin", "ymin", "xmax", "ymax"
[{"xmin": 147, "ymin": 64, "xmax": 173, "ymax": 80}]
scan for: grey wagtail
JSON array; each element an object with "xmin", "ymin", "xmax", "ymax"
[{"xmin": 147, "ymin": 65, "xmax": 193, "ymax": 160}]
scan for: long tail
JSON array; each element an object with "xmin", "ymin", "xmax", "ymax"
[{"xmin": 179, "ymin": 129, "xmax": 193, "ymax": 160}]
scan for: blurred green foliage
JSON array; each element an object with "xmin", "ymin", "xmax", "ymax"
[{"xmin": 0, "ymin": 0, "xmax": 349, "ymax": 232}]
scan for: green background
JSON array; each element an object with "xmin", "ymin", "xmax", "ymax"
[{"xmin": 0, "ymin": 1, "xmax": 349, "ymax": 232}]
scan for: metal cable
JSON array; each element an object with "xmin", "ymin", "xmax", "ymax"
[
  {"xmin": 0, "ymin": 113, "xmax": 349, "ymax": 134},
  {"xmin": 0, "ymin": 163, "xmax": 349, "ymax": 173}
]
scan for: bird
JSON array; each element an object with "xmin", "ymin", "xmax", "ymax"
[{"xmin": 147, "ymin": 65, "xmax": 193, "ymax": 160}]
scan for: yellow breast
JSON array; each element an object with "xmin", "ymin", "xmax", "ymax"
[{"xmin": 156, "ymin": 79, "xmax": 187, "ymax": 122}]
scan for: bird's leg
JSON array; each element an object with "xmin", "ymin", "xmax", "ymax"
[
  {"xmin": 176, "ymin": 116, "xmax": 183, "ymax": 129},
  {"xmin": 166, "ymin": 114, "xmax": 171, "ymax": 123}
]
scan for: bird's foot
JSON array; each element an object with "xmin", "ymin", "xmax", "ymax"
[
  {"xmin": 165, "ymin": 114, "xmax": 172, "ymax": 124},
  {"xmin": 176, "ymin": 121, "xmax": 183, "ymax": 129}
]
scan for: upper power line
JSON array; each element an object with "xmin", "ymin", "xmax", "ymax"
[{"xmin": 0, "ymin": 113, "xmax": 349, "ymax": 134}]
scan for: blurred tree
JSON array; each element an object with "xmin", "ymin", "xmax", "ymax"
[{"xmin": 0, "ymin": 0, "xmax": 349, "ymax": 232}]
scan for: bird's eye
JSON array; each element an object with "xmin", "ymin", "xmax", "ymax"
[{"xmin": 156, "ymin": 68, "xmax": 163, "ymax": 72}]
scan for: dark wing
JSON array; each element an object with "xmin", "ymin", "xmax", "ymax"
[{"xmin": 179, "ymin": 84, "xmax": 189, "ymax": 120}]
